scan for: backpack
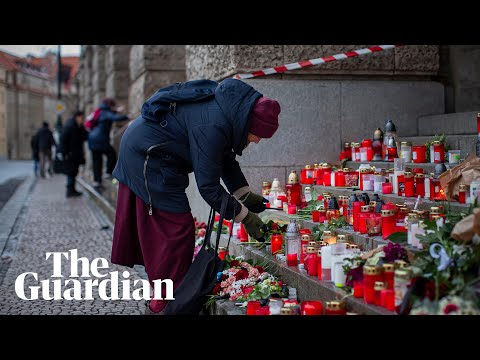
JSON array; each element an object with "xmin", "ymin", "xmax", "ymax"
[{"xmin": 85, "ymin": 108, "xmax": 102, "ymax": 130}]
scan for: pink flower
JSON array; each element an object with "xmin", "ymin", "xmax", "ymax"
[{"xmin": 243, "ymin": 286, "xmax": 254, "ymax": 296}]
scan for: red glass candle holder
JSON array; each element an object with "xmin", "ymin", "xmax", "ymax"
[
  {"xmin": 256, "ymin": 306, "xmax": 270, "ymax": 315},
  {"xmin": 353, "ymin": 201, "xmax": 363, "ymax": 232},
  {"xmin": 404, "ymin": 172, "xmax": 415, "ymax": 197},
  {"xmin": 312, "ymin": 210, "xmax": 320, "ymax": 222},
  {"xmin": 415, "ymin": 174, "xmax": 425, "ymax": 197},
  {"xmin": 382, "ymin": 182, "xmax": 393, "ymax": 194},
  {"xmin": 286, "ymin": 183, "xmax": 302, "ymax": 206},
  {"xmin": 287, "ymin": 204, "xmax": 297, "ymax": 214},
  {"xmin": 433, "ymin": 141, "xmax": 445, "ymax": 163},
  {"xmin": 318, "ymin": 210, "xmax": 327, "ymax": 224},
  {"xmin": 301, "ymin": 166, "xmax": 315, "ymax": 185},
  {"xmin": 412, "ymin": 145, "xmax": 426, "ymax": 163},
  {"xmin": 317, "ymin": 250, "xmax": 322, "ymax": 281},
  {"xmin": 271, "ymin": 234, "xmax": 283, "ymax": 255},
  {"xmin": 381, "ymin": 210, "xmax": 396, "ymax": 240},
  {"xmin": 374, "ymin": 282, "xmax": 386, "ymax": 306},
  {"xmin": 323, "ymin": 169, "xmax": 332, "ymax": 186},
  {"xmin": 458, "ymin": 186, "xmax": 466, "ymax": 204},
  {"xmin": 240, "ymin": 223, "xmax": 248, "ymax": 242},
  {"xmin": 382, "ymin": 263, "xmax": 395, "ymax": 289},
  {"xmin": 305, "ymin": 248, "xmax": 318, "ymax": 276},
  {"xmin": 335, "ymin": 170, "xmax": 346, "ymax": 187},
  {"xmin": 397, "ymin": 174, "xmax": 405, "ymax": 197},
  {"xmin": 314, "ymin": 167, "xmax": 324, "ymax": 185},
  {"xmin": 353, "ymin": 281, "xmax": 364, "ymax": 298},
  {"xmin": 247, "ymin": 301, "xmax": 261, "ymax": 315},
  {"xmin": 300, "ymin": 301, "xmax": 324, "ymax": 315},
  {"xmin": 218, "ymin": 247, "xmax": 228, "ymax": 261},
  {"xmin": 325, "ymin": 301, "xmax": 346, "ymax": 315},
  {"xmin": 287, "ymin": 254, "xmax": 298, "ymax": 267},
  {"xmin": 363, "ymin": 266, "xmax": 382, "ymax": 304}
]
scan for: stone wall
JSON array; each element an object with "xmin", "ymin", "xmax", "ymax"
[
  {"xmin": 186, "ymin": 45, "xmax": 439, "ymax": 80},
  {"xmin": 128, "ymin": 45, "xmax": 186, "ymax": 117}
]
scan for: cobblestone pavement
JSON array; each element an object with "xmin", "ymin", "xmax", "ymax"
[
  {"xmin": 0, "ymin": 160, "xmax": 32, "ymax": 185},
  {"xmin": 0, "ymin": 175, "xmax": 147, "ymax": 315}
]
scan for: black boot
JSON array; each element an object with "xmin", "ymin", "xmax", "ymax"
[{"xmin": 66, "ymin": 187, "xmax": 82, "ymax": 198}]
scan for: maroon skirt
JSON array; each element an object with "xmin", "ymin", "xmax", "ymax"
[{"xmin": 111, "ymin": 182, "xmax": 195, "ymax": 311}]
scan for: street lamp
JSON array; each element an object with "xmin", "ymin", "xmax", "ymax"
[{"xmin": 55, "ymin": 45, "xmax": 62, "ymax": 132}]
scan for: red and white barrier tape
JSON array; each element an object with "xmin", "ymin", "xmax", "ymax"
[{"xmin": 233, "ymin": 45, "xmax": 400, "ymax": 80}]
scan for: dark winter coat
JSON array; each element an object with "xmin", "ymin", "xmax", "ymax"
[
  {"xmin": 30, "ymin": 135, "xmax": 39, "ymax": 161},
  {"xmin": 113, "ymin": 79, "xmax": 262, "ymax": 219},
  {"xmin": 60, "ymin": 117, "xmax": 88, "ymax": 176},
  {"xmin": 87, "ymin": 103, "xmax": 128, "ymax": 152},
  {"xmin": 35, "ymin": 125, "xmax": 56, "ymax": 152}
]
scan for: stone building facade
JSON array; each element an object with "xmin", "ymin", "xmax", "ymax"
[
  {"xmin": 0, "ymin": 50, "xmax": 79, "ymax": 160},
  {"xmin": 76, "ymin": 45, "xmax": 480, "ymax": 221}
]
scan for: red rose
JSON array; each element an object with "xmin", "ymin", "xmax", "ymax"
[
  {"xmin": 444, "ymin": 304, "xmax": 459, "ymax": 314},
  {"xmin": 235, "ymin": 269, "xmax": 249, "ymax": 281},
  {"xmin": 272, "ymin": 223, "xmax": 279, "ymax": 231},
  {"xmin": 221, "ymin": 274, "xmax": 228, "ymax": 281},
  {"xmin": 254, "ymin": 265, "xmax": 265, "ymax": 274},
  {"xmin": 197, "ymin": 229, "xmax": 206, "ymax": 237},
  {"xmin": 229, "ymin": 260, "xmax": 240, "ymax": 268},
  {"xmin": 278, "ymin": 281, "xmax": 283, "ymax": 287},
  {"xmin": 212, "ymin": 283, "xmax": 222, "ymax": 295},
  {"xmin": 243, "ymin": 286, "xmax": 254, "ymax": 296}
]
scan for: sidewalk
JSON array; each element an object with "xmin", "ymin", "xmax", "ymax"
[{"xmin": 0, "ymin": 174, "xmax": 147, "ymax": 315}]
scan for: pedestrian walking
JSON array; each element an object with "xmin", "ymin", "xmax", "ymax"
[
  {"xmin": 30, "ymin": 134, "xmax": 39, "ymax": 177},
  {"xmin": 111, "ymin": 79, "xmax": 281, "ymax": 314},
  {"xmin": 34, "ymin": 121, "xmax": 56, "ymax": 178},
  {"xmin": 60, "ymin": 110, "xmax": 88, "ymax": 198},
  {"xmin": 87, "ymin": 98, "xmax": 129, "ymax": 191}
]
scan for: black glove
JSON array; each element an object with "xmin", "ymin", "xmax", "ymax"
[
  {"xmin": 239, "ymin": 191, "xmax": 269, "ymax": 214},
  {"xmin": 241, "ymin": 211, "xmax": 267, "ymax": 242}
]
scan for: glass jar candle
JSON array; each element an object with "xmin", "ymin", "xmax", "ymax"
[
  {"xmin": 317, "ymin": 249, "xmax": 323, "ymax": 281},
  {"xmin": 448, "ymin": 150, "xmax": 461, "ymax": 164},
  {"xmin": 336, "ymin": 234, "xmax": 348, "ymax": 244},
  {"xmin": 325, "ymin": 301, "xmax": 346, "ymax": 315},
  {"xmin": 322, "ymin": 230, "xmax": 337, "ymax": 245},
  {"xmin": 318, "ymin": 207, "xmax": 327, "ymax": 223},
  {"xmin": 381, "ymin": 289, "xmax": 396, "ymax": 311},
  {"xmin": 394, "ymin": 260, "xmax": 409, "ymax": 270},
  {"xmin": 400, "ymin": 141, "xmax": 412, "ymax": 163},
  {"xmin": 404, "ymin": 172, "xmax": 415, "ymax": 197},
  {"xmin": 407, "ymin": 213, "xmax": 419, "ymax": 246},
  {"xmin": 330, "ymin": 170, "xmax": 336, "ymax": 187},
  {"xmin": 359, "ymin": 205, "xmax": 372, "ymax": 234},
  {"xmin": 431, "ymin": 178, "xmax": 446, "ymax": 201},
  {"xmin": 397, "ymin": 173, "xmax": 405, "ymax": 197},
  {"xmin": 415, "ymin": 173, "xmax": 425, "ymax": 198},
  {"xmin": 362, "ymin": 173, "xmax": 374, "ymax": 192},
  {"xmin": 347, "ymin": 193, "xmax": 359, "ymax": 226},
  {"xmin": 352, "ymin": 142, "xmax": 361, "ymax": 162},
  {"xmin": 374, "ymin": 281, "xmax": 386, "ymax": 306},
  {"xmin": 353, "ymin": 201, "xmax": 363, "ymax": 232},
  {"xmin": 286, "ymin": 170, "xmax": 302, "ymax": 206},
  {"xmin": 300, "ymin": 234, "xmax": 311, "ymax": 265},
  {"xmin": 344, "ymin": 142, "xmax": 352, "ymax": 156},
  {"xmin": 424, "ymin": 174, "xmax": 431, "ymax": 199},
  {"xmin": 395, "ymin": 207, "xmax": 409, "ymax": 233},
  {"xmin": 394, "ymin": 268, "xmax": 412, "ymax": 314},
  {"xmin": 433, "ymin": 141, "xmax": 445, "ymax": 163},
  {"xmin": 353, "ymin": 281, "xmax": 364, "ymax": 298},
  {"xmin": 382, "ymin": 180, "xmax": 393, "ymax": 195},
  {"xmin": 285, "ymin": 219, "xmax": 300, "ymax": 267},
  {"xmin": 268, "ymin": 298, "xmax": 283, "ymax": 315},
  {"xmin": 412, "ymin": 145, "xmax": 426, "ymax": 163},
  {"xmin": 262, "ymin": 181, "xmax": 272, "ymax": 198},
  {"xmin": 359, "ymin": 167, "xmax": 374, "ymax": 191},
  {"xmin": 382, "ymin": 263, "xmax": 395, "ymax": 290},
  {"xmin": 366, "ymin": 214, "xmax": 382, "ymax": 237},
  {"xmin": 314, "ymin": 164, "xmax": 324, "ymax": 185},
  {"xmin": 271, "ymin": 234, "xmax": 283, "ymax": 255},
  {"xmin": 373, "ymin": 172, "xmax": 384, "ymax": 193},
  {"xmin": 300, "ymin": 165, "xmax": 315, "ymax": 185},
  {"xmin": 344, "ymin": 168, "xmax": 359, "ymax": 187},
  {"xmin": 246, "ymin": 300, "xmax": 261, "ymax": 315},
  {"xmin": 304, "ymin": 186, "xmax": 313, "ymax": 203},
  {"xmin": 381, "ymin": 210, "xmax": 396, "ymax": 239},
  {"xmin": 363, "ymin": 265, "xmax": 382, "ymax": 304},
  {"xmin": 304, "ymin": 246, "xmax": 318, "ymax": 276},
  {"xmin": 335, "ymin": 170, "xmax": 346, "ymax": 187},
  {"xmin": 321, "ymin": 245, "xmax": 332, "ymax": 281},
  {"xmin": 458, "ymin": 184, "xmax": 467, "ymax": 204},
  {"xmin": 322, "ymin": 164, "xmax": 332, "ymax": 186},
  {"xmin": 239, "ymin": 223, "xmax": 249, "ymax": 242},
  {"xmin": 326, "ymin": 197, "xmax": 341, "ymax": 223}
]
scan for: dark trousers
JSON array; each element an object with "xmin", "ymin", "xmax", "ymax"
[
  {"xmin": 91, "ymin": 145, "xmax": 116, "ymax": 183},
  {"xmin": 67, "ymin": 175, "xmax": 76, "ymax": 190}
]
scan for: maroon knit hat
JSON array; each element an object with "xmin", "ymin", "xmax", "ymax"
[{"xmin": 248, "ymin": 97, "xmax": 281, "ymax": 138}]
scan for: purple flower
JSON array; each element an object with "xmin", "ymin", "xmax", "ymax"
[
  {"xmin": 345, "ymin": 266, "xmax": 364, "ymax": 288},
  {"xmin": 383, "ymin": 242, "xmax": 408, "ymax": 263}
]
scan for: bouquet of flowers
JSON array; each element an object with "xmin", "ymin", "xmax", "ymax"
[{"xmin": 210, "ymin": 256, "xmax": 282, "ymax": 304}]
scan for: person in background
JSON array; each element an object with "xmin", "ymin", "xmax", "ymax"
[
  {"xmin": 30, "ymin": 134, "xmax": 39, "ymax": 177},
  {"xmin": 87, "ymin": 98, "xmax": 129, "ymax": 191},
  {"xmin": 34, "ymin": 121, "xmax": 56, "ymax": 178},
  {"xmin": 111, "ymin": 79, "xmax": 281, "ymax": 314},
  {"xmin": 60, "ymin": 110, "xmax": 88, "ymax": 198}
]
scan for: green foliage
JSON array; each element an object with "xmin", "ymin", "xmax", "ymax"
[{"xmin": 387, "ymin": 232, "xmax": 408, "ymax": 244}]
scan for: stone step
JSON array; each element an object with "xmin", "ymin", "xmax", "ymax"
[
  {"xmin": 219, "ymin": 234, "xmax": 394, "ymax": 315},
  {"xmin": 305, "ymin": 184, "xmax": 469, "ymax": 214},
  {"xmin": 417, "ymin": 111, "xmax": 478, "ymax": 136},
  {"xmin": 397, "ymin": 135, "xmax": 477, "ymax": 160},
  {"xmin": 345, "ymin": 161, "xmax": 445, "ymax": 173}
]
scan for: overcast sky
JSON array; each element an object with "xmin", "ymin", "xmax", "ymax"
[{"xmin": 0, "ymin": 45, "xmax": 80, "ymax": 57}]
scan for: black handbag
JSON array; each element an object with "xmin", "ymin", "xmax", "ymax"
[
  {"xmin": 53, "ymin": 152, "xmax": 66, "ymax": 174},
  {"xmin": 163, "ymin": 193, "xmax": 235, "ymax": 315}
]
